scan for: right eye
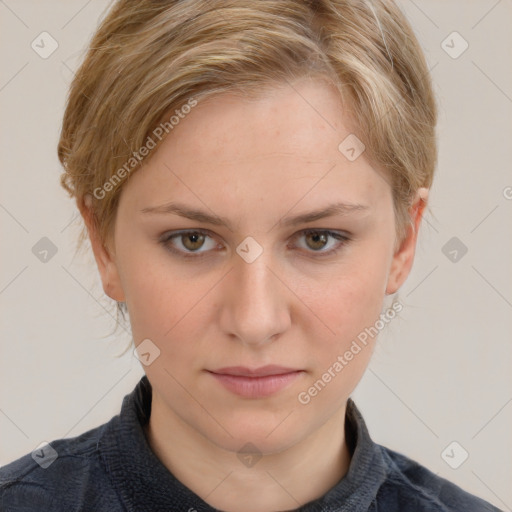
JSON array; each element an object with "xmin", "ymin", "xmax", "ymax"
[{"xmin": 160, "ymin": 229, "xmax": 219, "ymax": 259}]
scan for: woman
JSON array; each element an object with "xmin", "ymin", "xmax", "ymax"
[{"xmin": 0, "ymin": 0, "xmax": 502, "ymax": 510}]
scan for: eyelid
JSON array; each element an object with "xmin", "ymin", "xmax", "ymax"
[{"xmin": 159, "ymin": 228, "xmax": 351, "ymax": 259}]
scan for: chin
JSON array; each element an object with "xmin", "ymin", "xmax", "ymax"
[{"xmin": 207, "ymin": 414, "xmax": 307, "ymax": 454}]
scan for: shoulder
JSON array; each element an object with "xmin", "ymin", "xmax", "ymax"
[
  {"xmin": 376, "ymin": 444, "xmax": 503, "ymax": 512},
  {"xmin": 0, "ymin": 422, "xmax": 121, "ymax": 511}
]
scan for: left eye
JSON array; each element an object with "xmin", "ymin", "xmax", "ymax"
[
  {"xmin": 160, "ymin": 229, "xmax": 350, "ymax": 258},
  {"xmin": 294, "ymin": 229, "xmax": 349, "ymax": 254}
]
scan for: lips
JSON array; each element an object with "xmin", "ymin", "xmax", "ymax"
[
  {"xmin": 209, "ymin": 365, "xmax": 300, "ymax": 377},
  {"xmin": 206, "ymin": 365, "xmax": 304, "ymax": 398}
]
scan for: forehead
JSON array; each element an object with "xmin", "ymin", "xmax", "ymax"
[
  {"xmin": 173, "ymin": 78, "xmax": 353, "ymax": 162},
  {"xmin": 119, "ymin": 78, "xmax": 391, "ymax": 220}
]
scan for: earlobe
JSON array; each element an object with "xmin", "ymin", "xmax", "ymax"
[
  {"xmin": 77, "ymin": 195, "xmax": 126, "ymax": 302},
  {"xmin": 385, "ymin": 188, "xmax": 429, "ymax": 295}
]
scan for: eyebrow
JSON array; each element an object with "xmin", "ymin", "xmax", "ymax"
[{"xmin": 140, "ymin": 201, "xmax": 369, "ymax": 230}]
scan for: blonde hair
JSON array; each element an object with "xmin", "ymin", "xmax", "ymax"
[{"xmin": 58, "ymin": 0, "xmax": 437, "ymax": 334}]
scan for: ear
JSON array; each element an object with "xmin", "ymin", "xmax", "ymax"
[
  {"xmin": 385, "ymin": 187, "xmax": 429, "ymax": 295},
  {"xmin": 77, "ymin": 194, "xmax": 126, "ymax": 302}
]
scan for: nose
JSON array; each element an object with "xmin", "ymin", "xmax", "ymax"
[{"xmin": 219, "ymin": 246, "xmax": 291, "ymax": 347}]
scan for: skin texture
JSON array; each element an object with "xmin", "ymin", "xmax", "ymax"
[{"xmin": 80, "ymin": 77, "xmax": 427, "ymax": 512}]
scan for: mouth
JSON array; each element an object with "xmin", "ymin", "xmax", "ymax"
[
  {"xmin": 206, "ymin": 366, "xmax": 305, "ymax": 398},
  {"xmin": 209, "ymin": 365, "xmax": 302, "ymax": 377}
]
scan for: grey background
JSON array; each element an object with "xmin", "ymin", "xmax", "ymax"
[{"xmin": 1, "ymin": 1, "xmax": 511, "ymax": 509}]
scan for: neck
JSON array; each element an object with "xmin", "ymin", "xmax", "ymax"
[{"xmin": 143, "ymin": 394, "xmax": 352, "ymax": 512}]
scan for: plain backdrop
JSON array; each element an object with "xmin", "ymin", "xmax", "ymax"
[{"xmin": 1, "ymin": 1, "xmax": 511, "ymax": 510}]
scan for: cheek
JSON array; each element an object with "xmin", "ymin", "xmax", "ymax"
[
  {"xmin": 309, "ymin": 249, "xmax": 391, "ymax": 346},
  {"xmin": 297, "ymin": 241, "xmax": 392, "ymax": 406},
  {"xmin": 117, "ymin": 247, "xmax": 208, "ymax": 344},
  {"xmin": 295, "ymin": 267, "xmax": 389, "ymax": 414}
]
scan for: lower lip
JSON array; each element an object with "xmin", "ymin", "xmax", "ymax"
[{"xmin": 208, "ymin": 371, "xmax": 303, "ymax": 398}]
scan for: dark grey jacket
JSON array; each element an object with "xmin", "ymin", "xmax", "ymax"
[{"xmin": 0, "ymin": 375, "xmax": 502, "ymax": 511}]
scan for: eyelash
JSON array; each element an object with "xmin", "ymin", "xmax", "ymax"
[{"xmin": 159, "ymin": 229, "xmax": 351, "ymax": 260}]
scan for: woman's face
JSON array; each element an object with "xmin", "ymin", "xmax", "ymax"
[{"xmin": 89, "ymin": 77, "xmax": 421, "ymax": 454}]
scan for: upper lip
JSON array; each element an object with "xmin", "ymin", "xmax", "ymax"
[{"xmin": 209, "ymin": 365, "xmax": 301, "ymax": 377}]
